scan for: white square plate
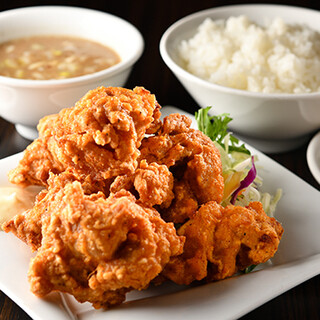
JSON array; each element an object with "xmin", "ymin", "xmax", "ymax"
[{"xmin": 0, "ymin": 106, "xmax": 319, "ymax": 320}]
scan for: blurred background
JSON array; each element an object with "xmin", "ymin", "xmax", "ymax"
[{"xmin": 0, "ymin": 1, "xmax": 320, "ymax": 320}]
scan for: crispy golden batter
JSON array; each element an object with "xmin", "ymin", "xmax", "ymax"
[
  {"xmin": 6, "ymin": 175, "xmax": 184, "ymax": 309},
  {"xmin": 140, "ymin": 113, "xmax": 224, "ymax": 223},
  {"xmin": 133, "ymin": 160, "xmax": 174, "ymax": 208},
  {"xmin": 110, "ymin": 160, "xmax": 174, "ymax": 208},
  {"xmin": 141, "ymin": 114, "xmax": 224, "ymax": 204},
  {"xmin": 162, "ymin": 201, "xmax": 283, "ymax": 285},
  {"xmin": 3, "ymin": 86, "xmax": 284, "ymax": 310},
  {"xmin": 160, "ymin": 180, "xmax": 198, "ymax": 223},
  {"xmin": 3, "ymin": 172, "xmax": 78, "ymax": 251},
  {"xmin": 9, "ymin": 86, "xmax": 161, "ymax": 190}
]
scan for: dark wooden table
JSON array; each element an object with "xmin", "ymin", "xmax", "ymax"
[{"xmin": 1, "ymin": 0, "xmax": 320, "ymax": 319}]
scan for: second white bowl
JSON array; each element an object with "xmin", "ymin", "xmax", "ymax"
[{"xmin": 160, "ymin": 4, "xmax": 320, "ymax": 153}]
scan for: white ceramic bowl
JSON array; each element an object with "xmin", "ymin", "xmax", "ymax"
[
  {"xmin": 0, "ymin": 6, "xmax": 144, "ymax": 140},
  {"xmin": 307, "ymin": 131, "xmax": 320, "ymax": 184},
  {"xmin": 160, "ymin": 4, "xmax": 320, "ymax": 153}
]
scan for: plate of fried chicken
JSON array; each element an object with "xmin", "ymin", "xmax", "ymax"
[{"xmin": 0, "ymin": 87, "xmax": 319, "ymax": 320}]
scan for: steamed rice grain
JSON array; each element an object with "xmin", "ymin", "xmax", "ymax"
[{"xmin": 178, "ymin": 16, "xmax": 320, "ymax": 93}]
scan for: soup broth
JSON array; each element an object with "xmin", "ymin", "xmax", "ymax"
[{"xmin": 0, "ymin": 35, "xmax": 121, "ymax": 80}]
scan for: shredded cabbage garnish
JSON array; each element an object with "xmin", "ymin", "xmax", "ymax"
[{"xmin": 195, "ymin": 107, "xmax": 281, "ymax": 216}]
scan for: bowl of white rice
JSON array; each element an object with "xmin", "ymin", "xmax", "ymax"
[{"xmin": 160, "ymin": 4, "xmax": 320, "ymax": 153}]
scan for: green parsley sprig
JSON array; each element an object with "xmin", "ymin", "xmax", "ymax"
[{"xmin": 195, "ymin": 107, "xmax": 250, "ymax": 155}]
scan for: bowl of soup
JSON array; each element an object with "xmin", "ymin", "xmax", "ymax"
[
  {"xmin": 0, "ymin": 6, "xmax": 144, "ymax": 140},
  {"xmin": 160, "ymin": 4, "xmax": 320, "ymax": 153}
]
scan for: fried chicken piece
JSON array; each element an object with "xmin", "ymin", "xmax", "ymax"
[
  {"xmin": 160, "ymin": 179, "xmax": 198, "ymax": 224},
  {"xmin": 161, "ymin": 201, "xmax": 220, "ymax": 284},
  {"xmin": 140, "ymin": 114, "xmax": 202, "ymax": 167},
  {"xmin": 207, "ymin": 202, "xmax": 284, "ymax": 281},
  {"xmin": 9, "ymin": 86, "xmax": 161, "ymax": 190},
  {"xmin": 5, "ymin": 175, "xmax": 184, "ymax": 309},
  {"xmin": 160, "ymin": 113, "xmax": 193, "ymax": 135},
  {"xmin": 3, "ymin": 86, "xmax": 284, "ymax": 309},
  {"xmin": 162, "ymin": 201, "xmax": 283, "ymax": 285},
  {"xmin": 133, "ymin": 160, "xmax": 174, "ymax": 208},
  {"xmin": 140, "ymin": 114, "xmax": 224, "ymax": 204},
  {"xmin": 140, "ymin": 113, "xmax": 224, "ymax": 222},
  {"xmin": 110, "ymin": 160, "xmax": 174, "ymax": 208},
  {"xmin": 2, "ymin": 171, "xmax": 101, "ymax": 251}
]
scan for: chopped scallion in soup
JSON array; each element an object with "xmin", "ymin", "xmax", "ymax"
[{"xmin": 0, "ymin": 35, "xmax": 121, "ymax": 80}]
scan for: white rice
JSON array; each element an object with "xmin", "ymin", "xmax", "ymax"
[{"xmin": 178, "ymin": 16, "xmax": 320, "ymax": 93}]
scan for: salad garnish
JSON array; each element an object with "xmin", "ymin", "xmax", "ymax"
[
  {"xmin": 195, "ymin": 107, "xmax": 250, "ymax": 155},
  {"xmin": 195, "ymin": 107, "xmax": 282, "ymax": 274},
  {"xmin": 230, "ymin": 156, "xmax": 256, "ymax": 205},
  {"xmin": 195, "ymin": 107, "xmax": 281, "ymax": 216}
]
